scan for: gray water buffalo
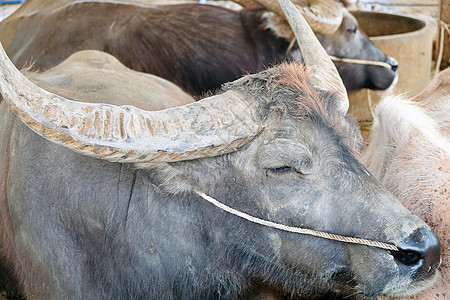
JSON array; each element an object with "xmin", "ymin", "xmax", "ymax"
[
  {"xmin": 24, "ymin": 49, "xmax": 195, "ymax": 110},
  {"xmin": 0, "ymin": 48, "xmax": 195, "ymax": 298},
  {"xmin": 362, "ymin": 68, "xmax": 450, "ymax": 299},
  {"xmin": 0, "ymin": 0, "xmax": 398, "ymax": 97},
  {"xmin": 0, "ymin": 1, "xmax": 438, "ymax": 298}
]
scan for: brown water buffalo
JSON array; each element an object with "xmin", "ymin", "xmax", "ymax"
[
  {"xmin": 0, "ymin": 0, "xmax": 398, "ymax": 97},
  {"xmin": 362, "ymin": 69, "xmax": 450, "ymax": 299},
  {"xmin": 0, "ymin": 1, "xmax": 438, "ymax": 298}
]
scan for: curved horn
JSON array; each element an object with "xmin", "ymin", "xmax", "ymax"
[
  {"xmin": 0, "ymin": 44, "xmax": 262, "ymax": 163},
  {"xmin": 251, "ymin": 0, "xmax": 343, "ymax": 35},
  {"xmin": 278, "ymin": 0, "xmax": 349, "ymax": 113}
]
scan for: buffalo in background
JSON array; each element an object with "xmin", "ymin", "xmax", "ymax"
[
  {"xmin": 362, "ymin": 68, "xmax": 450, "ymax": 300},
  {"xmin": 0, "ymin": 0, "xmax": 398, "ymax": 97},
  {"xmin": 24, "ymin": 49, "xmax": 195, "ymax": 110}
]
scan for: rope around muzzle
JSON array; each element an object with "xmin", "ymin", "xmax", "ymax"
[
  {"xmin": 285, "ymin": 37, "xmax": 394, "ymax": 70},
  {"xmin": 329, "ymin": 55, "xmax": 394, "ymax": 69},
  {"xmin": 195, "ymin": 190, "xmax": 399, "ymax": 251},
  {"xmin": 435, "ymin": 20, "xmax": 450, "ymax": 76}
]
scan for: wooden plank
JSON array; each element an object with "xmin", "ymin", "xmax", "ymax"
[
  {"xmin": 359, "ymin": 0, "xmax": 437, "ymax": 5},
  {"xmin": 354, "ymin": 0, "xmax": 439, "ymax": 19},
  {"xmin": 440, "ymin": 0, "xmax": 450, "ymax": 69},
  {"xmin": 355, "ymin": 5, "xmax": 438, "ymax": 17}
]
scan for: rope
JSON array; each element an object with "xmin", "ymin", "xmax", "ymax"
[
  {"xmin": 435, "ymin": 21, "xmax": 450, "ymax": 76},
  {"xmin": 195, "ymin": 190, "xmax": 399, "ymax": 251},
  {"xmin": 329, "ymin": 55, "xmax": 393, "ymax": 69},
  {"xmin": 366, "ymin": 89, "xmax": 375, "ymax": 120},
  {"xmin": 286, "ymin": 37, "xmax": 297, "ymax": 54},
  {"xmin": 285, "ymin": 38, "xmax": 392, "ymax": 70}
]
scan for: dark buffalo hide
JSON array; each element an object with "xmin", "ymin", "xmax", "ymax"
[{"xmin": 0, "ymin": 0, "xmax": 398, "ymax": 97}]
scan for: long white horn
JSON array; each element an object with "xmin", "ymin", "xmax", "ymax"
[
  {"xmin": 0, "ymin": 43, "xmax": 262, "ymax": 163},
  {"xmin": 278, "ymin": 0, "xmax": 349, "ymax": 113}
]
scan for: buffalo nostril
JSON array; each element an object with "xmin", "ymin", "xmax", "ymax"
[
  {"xmin": 392, "ymin": 249, "xmax": 422, "ymax": 266},
  {"xmin": 387, "ymin": 56, "xmax": 398, "ymax": 72},
  {"xmin": 392, "ymin": 227, "xmax": 441, "ymax": 279}
]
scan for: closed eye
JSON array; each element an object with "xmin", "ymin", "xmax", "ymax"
[
  {"xmin": 269, "ymin": 166, "xmax": 293, "ymax": 173},
  {"xmin": 266, "ymin": 166, "xmax": 302, "ymax": 176},
  {"xmin": 347, "ymin": 27, "xmax": 357, "ymax": 34}
]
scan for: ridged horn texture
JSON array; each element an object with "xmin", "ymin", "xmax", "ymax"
[
  {"xmin": 0, "ymin": 44, "xmax": 262, "ymax": 163},
  {"xmin": 278, "ymin": 0, "xmax": 349, "ymax": 113},
  {"xmin": 241, "ymin": 0, "xmax": 343, "ymax": 35}
]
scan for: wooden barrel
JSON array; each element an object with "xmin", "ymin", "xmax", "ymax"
[{"xmin": 347, "ymin": 11, "xmax": 434, "ymax": 140}]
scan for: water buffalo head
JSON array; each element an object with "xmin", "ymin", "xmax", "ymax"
[
  {"xmin": 244, "ymin": 0, "xmax": 398, "ymax": 92},
  {"xmin": 0, "ymin": 0, "xmax": 439, "ymax": 298},
  {"xmin": 317, "ymin": 9, "xmax": 398, "ymax": 92}
]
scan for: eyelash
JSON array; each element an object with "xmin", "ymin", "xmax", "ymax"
[
  {"xmin": 270, "ymin": 166, "xmax": 293, "ymax": 173},
  {"xmin": 266, "ymin": 166, "xmax": 299, "ymax": 176}
]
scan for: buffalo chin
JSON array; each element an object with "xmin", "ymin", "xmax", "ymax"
[
  {"xmin": 364, "ymin": 66, "xmax": 398, "ymax": 91},
  {"xmin": 335, "ymin": 62, "xmax": 397, "ymax": 92},
  {"xmin": 382, "ymin": 271, "xmax": 440, "ymax": 298}
]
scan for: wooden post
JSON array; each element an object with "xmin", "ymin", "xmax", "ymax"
[{"xmin": 440, "ymin": 0, "xmax": 450, "ymax": 69}]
